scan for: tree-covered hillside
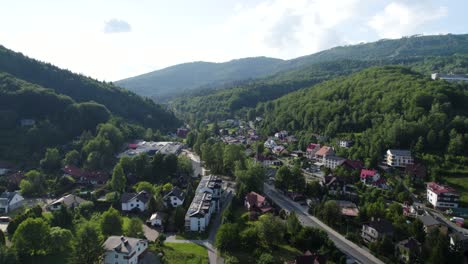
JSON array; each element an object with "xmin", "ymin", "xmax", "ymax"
[
  {"xmin": 256, "ymin": 66, "xmax": 468, "ymax": 169},
  {"xmin": 0, "ymin": 45, "xmax": 180, "ymax": 130},
  {"xmin": 121, "ymin": 34, "xmax": 468, "ymax": 102},
  {"xmin": 116, "ymin": 57, "xmax": 285, "ymax": 101}
]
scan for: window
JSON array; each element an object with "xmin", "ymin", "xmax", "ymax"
[
  {"xmin": 115, "ymin": 254, "xmax": 118, "ymax": 258},
  {"xmin": 130, "ymin": 203, "xmax": 134, "ymax": 207}
]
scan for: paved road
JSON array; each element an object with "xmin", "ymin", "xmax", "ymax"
[{"xmin": 264, "ymin": 183, "xmax": 384, "ymax": 264}]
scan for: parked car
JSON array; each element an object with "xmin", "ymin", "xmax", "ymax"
[{"xmin": 450, "ymin": 217, "xmax": 464, "ymax": 223}]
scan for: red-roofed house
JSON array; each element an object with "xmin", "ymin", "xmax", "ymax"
[
  {"xmin": 427, "ymin": 182, "xmax": 460, "ymax": 208},
  {"xmin": 360, "ymin": 169, "xmax": 380, "ymax": 185},
  {"xmin": 314, "ymin": 146, "xmax": 334, "ymax": 162},
  {"xmin": 62, "ymin": 165, "xmax": 109, "ymax": 185},
  {"xmin": 306, "ymin": 143, "xmax": 321, "ymax": 160},
  {"xmin": 245, "ymin": 192, "xmax": 273, "ymax": 218}
]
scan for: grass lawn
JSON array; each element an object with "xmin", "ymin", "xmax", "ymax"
[
  {"xmin": 445, "ymin": 176, "xmax": 468, "ymax": 207},
  {"xmin": 162, "ymin": 242, "xmax": 208, "ymax": 264},
  {"xmin": 175, "ymin": 230, "xmax": 209, "ymax": 240}
]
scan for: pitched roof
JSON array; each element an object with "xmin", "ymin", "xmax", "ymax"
[
  {"xmin": 388, "ymin": 149, "xmax": 412, "ymax": 156},
  {"xmin": 62, "ymin": 165, "xmax": 85, "ymax": 177},
  {"xmin": 360, "ymin": 169, "xmax": 378, "ymax": 179},
  {"xmin": 50, "ymin": 194, "xmax": 87, "ymax": 208},
  {"xmin": 405, "ymin": 163, "xmax": 427, "ymax": 178},
  {"xmin": 365, "ymin": 218, "xmax": 393, "ymax": 234},
  {"xmin": 121, "ymin": 191, "xmax": 150, "ymax": 204},
  {"xmin": 427, "ymin": 182, "xmax": 458, "ymax": 195},
  {"xmin": 397, "ymin": 237, "xmax": 421, "ymax": 250},
  {"xmin": 342, "ymin": 159, "xmax": 364, "ymax": 170},
  {"xmin": 245, "ymin": 191, "xmax": 266, "ymax": 207},
  {"xmin": 0, "ymin": 191, "xmax": 21, "ymax": 207},
  {"xmin": 103, "ymin": 236, "xmax": 146, "ymax": 254},
  {"xmin": 315, "ymin": 146, "xmax": 333, "ymax": 156},
  {"xmin": 164, "ymin": 187, "xmax": 185, "ymax": 201}
]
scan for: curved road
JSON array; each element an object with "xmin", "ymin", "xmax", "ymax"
[{"xmin": 264, "ymin": 183, "xmax": 384, "ymax": 264}]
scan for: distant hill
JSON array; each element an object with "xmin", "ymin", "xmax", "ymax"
[
  {"xmin": 0, "ymin": 45, "xmax": 180, "ymax": 130},
  {"xmin": 116, "ymin": 57, "xmax": 285, "ymax": 101},
  {"xmin": 118, "ymin": 34, "xmax": 468, "ymax": 101}
]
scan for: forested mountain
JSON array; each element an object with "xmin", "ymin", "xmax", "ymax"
[
  {"xmin": 0, "ymin": 45, "xmax": 180, "ymax": 130},
  {"xmin": 256, "ymin": 66, "xmax": 468, "ymax": 168},
  {"xmin": 120, "ymin": 34, "xmax": 468, "ymax": 101},
  {"xmin": 116, "ymin": 57, "xmax": 285, "ymax": 101}
]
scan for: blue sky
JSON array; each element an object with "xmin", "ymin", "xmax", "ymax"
[{"xmin": 0, "ymin": 0, "xmax": 466, "ymax": 81}]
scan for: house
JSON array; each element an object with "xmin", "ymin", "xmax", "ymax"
[
  {"xmin": 244, "ymin": 191, "xmax": 273, "ymax": 218},
  {"xmin": 321, "ymin": 176, "xmax": 346, "ymax": 194},
  {"xmin": 20, "ymin": 118, "xmax": 35, "ymax": 127},
  {"xmin": 306, "ymin": 143, "xmax": 321, "ymax": 159},
  {"xmin": 427, "ymin": 182, "xmax": 460, "ymax": 209},
  {"xmin": 176, "ymin": 127, "xmax": 189, "ymax": 138},
  {"xmin": 402, "ymin": 203, "xmax": 424, "ymax": 218},
  {"xmin": 0, "ymin": 191, "xmax": 24, "ymax": 213},
  {"xmin": 340, "ymin": 159, "xmax": 364, "ymax": 171},
  {"xmin": 418, "ymin": 214, "xmax": 447, "ymax": 234},
  {"xmin": 254, "ymin": 154, "xmax": 282, "ymax": 167},
  {"xmin": 395, "ymin": 237, "xmax": 421, "ymax": 263},
  {"xmin": 360, "ymin": 169, "xmax": 380, "ymax": 184},
  {"xmin": 62, "ymin": 165, "xmax": 109, "ymax": 185},
  {"xmin": 338, "ymin": 139, "xmax": 353, "ymax": 148},
  {"xmin": 118, "ymin": 141, "xmax": 183, "ymax": 158},
  {"xmin": 185, "ymin": 175, "xmax": 222, "ymax": 232},
  {"xmin": 273, "ymin": 145, "xmax": 288, "ymax": 155},
  {"xmin": 163, "ymin": 187, "xmax": 185, "ymax": 207},
  {"xmin": 405, "ymin": 163, "xmax": 427, "ymax": 182},
  {"xmin": 284, "ymin": 250, "xmax": 327, "ymax": 264},
  {"xmin": 47, "ymin": 194, "xmax": 87, "ymax": 211},
  {"xmin": 314, "ymin": 146, "xmax": 334, "ymax": 162},
  {"xmin": 121, "ymin": 191, "xmax": 150, "ymax": 212},
  {"xmin": 361, "ymin": 218, "xmax": 393, "ymax": 243},
  {"xmin": 264, "ymin": 139, "xmax": 277, "ymax": 149},
  {"xmin": 290, "ymin": 151, "xmax": 304, "ymax": 158},
  {"xmin": 147, "ymin": 212, "xmax": 163, "ymax": 227},
  {"xmin": 274, "ymin": 130, "xmax": 288, "ymax": 140},
  {"xmin": 431, "ymin": 73, "xmax": 468, "ymax": 82},
  {"xmin": 323, "ymin": 156, "xmax": 346, "ymax": 169},
  {"xmin": 449, "ymin": 232, "xmax": 468, "ymax": 258},
  {"xmin": 385, "ymin": 149, "xmax": 414, "ymax": 168},
  {"xmin": 103, "ymin": 236, "xmax": 148, "ymax": 264}
]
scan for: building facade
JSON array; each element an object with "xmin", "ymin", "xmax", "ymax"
[
  {"xmin": 185, "ymin": 175, "xmax": 222, "ymax": 232},
  {"xmin": 385, "ymin": 149, "xmax": 414, "ymax": 167},
  {"xmin": 427, "ymin": 182, "xmax": 460, "ymax": 208}
]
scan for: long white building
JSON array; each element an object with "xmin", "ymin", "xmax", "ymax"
[
  {"xmin": 385, "ymin": 149, "xmax": 414, "ymax": 168},
  {"xmin": 185, "ymin": 175, "xmax": 222, "ymax": 232}
]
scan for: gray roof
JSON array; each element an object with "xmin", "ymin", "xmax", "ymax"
[
  {"xmin": 186, "ymin": 175, "xmax": 222, "ymax": 218},
  {"xmin": 365, "ymin": 218, "xmax": 393, "ymax": 234},
  {"xmin": 103, "ymin": 236, "xmax": 146, "ymax": 254},
  {"xmin": 164, "ymin": 187, "xmax": 185, "ymax": 201},
  {"xmin": 419, "ymin": 214, "xmax": 440, "ymax": 227},
  {"xmin": 50, "ymin": 194, "xmax": 87, "ymax": 208},
  {"xmin": 388, "ymin": 149, "xmax": 412, "ymax": 156},
  {"xmin": 121, "ymin": 191, "xmax": 150, "ymax": 204},
  {"xmin": 0, "ymin": 191, "xmax": 18, "ymax": 201}
]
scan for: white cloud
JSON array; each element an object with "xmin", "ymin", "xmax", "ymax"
[
  {"xmin": 216, "ymin": 0, "xmax": 361, "ymax": 59},
  {"xmin": 369, "ymin": 2, "xmax": 448, "ymax": 38},
  {"xmin": 104, "ymin": 19, "xmax": 132, "ymax": 33}
]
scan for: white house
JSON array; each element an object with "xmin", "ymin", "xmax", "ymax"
[
  {"xmin": 264, "ymin": 139, "xmax": 277, "ymax": 149},
  {"xmin": 147, "ymin": 212, "xmax": 163, "ymax": 227},
  {"xmin": 427, "ymin": 182, "xmax": 460, "ymax": 209},
  {"xmin": 185, "ymin": 175, "xmax": 222, "ymax": 232},
  {"xmin": 338, "ymin": 140, "xmax": 354, "ymax": 148},
  {"xmin": 163, "ymin": 187, "xmax": 185, "ymax": 208},
  {"xmin": 0, "ymin": 191, "xmax": 24, "ymax": 213},
  {"xmin": 323, "ymin": 156, "xmax": 346, "ymax": 169},
  {"xmin": 47, "ymin": 194, "xmax": 87, "ymax": 211},
  {"xmin": 103, "ymin": 236, "xmax": 148, "ymax": 264},
  {"xmin": 385, "ymin": 149, "xmax": 414, "ymax": 167},
  {"xmin": 121, "ymin": 191, "xmax": 150, "ymax": 212}
]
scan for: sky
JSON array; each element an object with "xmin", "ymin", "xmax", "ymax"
[{"xmin": 0, "ymin": 0, "xmax": 466, "ymax": 81}]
